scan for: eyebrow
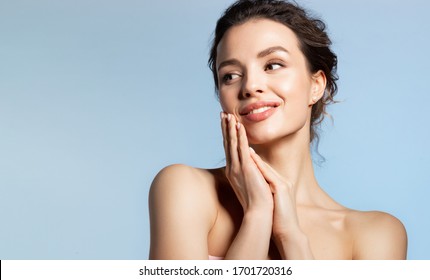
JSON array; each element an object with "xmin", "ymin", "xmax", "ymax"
[
  {"xmin": 217, "ymin": 46, "xmax": 289, "ymax": 71},
  {"xmin": 217, "ymin": 59, "xmax": 240, "ymax": 72},
  {"xmin": 257, "ymin": 46, "xmax": 289, "ymax": 58}
]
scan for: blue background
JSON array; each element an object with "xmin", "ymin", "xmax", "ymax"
[{"xmin": 1, "ymin": 0, "xmax": 429, "ymax": 259}]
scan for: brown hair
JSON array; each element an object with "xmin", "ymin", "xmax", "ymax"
[{"xmin": 208, "ymin": 0, "xmax": 338, "ymax": 143}]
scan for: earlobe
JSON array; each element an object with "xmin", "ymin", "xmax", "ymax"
[{"xmin": 311, "ymin": 96, "xmax": 318, "ymax": 103}]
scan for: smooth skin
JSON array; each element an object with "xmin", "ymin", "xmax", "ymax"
[{"xmin": 149, "ymin": 19, "xmax": 407, "ymax": 259}]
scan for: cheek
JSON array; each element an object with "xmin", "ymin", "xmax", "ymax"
[
  {"xmin": 218, "ymin": 89, "xmax": 237, "ymax": 112},
  {"xmin": 218, "ymin": 96, "xmax": 230, "ymax": 112},
  {"xmin": 275, "ymin": 74, "xmax": 311, "ymax": 106},
  {"xmin": 273, "ymin": 75, "xmax": 312, "ymax": 126}
]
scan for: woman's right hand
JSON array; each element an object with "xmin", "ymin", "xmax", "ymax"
[{"xmin": 221, "ymin": 112, "xmax": 274, "ymax": 214}]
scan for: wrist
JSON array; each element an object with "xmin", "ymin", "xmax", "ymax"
[
  {"xmin": 245, "ymin": 205, "xmax": 273, "ymax": 218},
  {"xmin": 243, "ymin": 207, "xmax": 273, "ymax": 227}
]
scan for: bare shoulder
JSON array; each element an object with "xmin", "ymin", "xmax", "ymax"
[
  {"xmin": 346, "ymin": 210, "xmax": 407, "ymax": 259},
  {"xmin": 149, "ymin": 164, "xmax": 220, "ymax": 208},
  {"xmin": 148, "ymin": 164, "xmax": 221, "ymax": 259}
]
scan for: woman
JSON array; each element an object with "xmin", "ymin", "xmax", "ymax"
[{"xmin": 148, "ymin": 0, "xmax": 407, "ymax": 259}]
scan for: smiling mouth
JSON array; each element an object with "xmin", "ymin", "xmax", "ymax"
[
  {"xmin": 239, "ymin": 102, "xmax": 280, "ymax": 122},
  {"xmin": 239, "ymin": 102, "xmax": 280, "ymax": 116},
  {"xmin": 246, "ymin": 106, "xmax": 274, "ymax": 115}
]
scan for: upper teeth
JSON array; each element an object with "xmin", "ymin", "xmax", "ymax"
[{"xmin": 249, "ymin": 106, "xmax": 272, "ymax": 115}]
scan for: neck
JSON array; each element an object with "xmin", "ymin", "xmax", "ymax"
[{"xmin": 251, "ymin": 128, "xmax": 320, "ymax": 206}]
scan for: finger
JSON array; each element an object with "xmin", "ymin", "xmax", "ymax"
[
  {"xmin": 220, "ymin": 112, "xmax": 231, "ymax": 167},
  {"xmin": 227, "ymin": 114, "xmax": 240, "ymax": 166},
  {"xmin": 236, "ymin": 121, "xmax": 251, "ymax": 163}
]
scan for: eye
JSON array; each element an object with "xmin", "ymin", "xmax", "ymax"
[
  {"xmin": 222, "ymin": 73, "xmax": 240, "ymax": 83},
  {"xmin": 265, "ymin": 62, "xmax": 284, "ymax": 71}
]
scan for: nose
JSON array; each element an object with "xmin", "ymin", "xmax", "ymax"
[{"xmin": 240, "ymin": 69, "xmax": 265, "ymax": 99}]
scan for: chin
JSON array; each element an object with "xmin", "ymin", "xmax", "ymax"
[
  {"xmin": 245, "ymin": 127, "xmax": 280, "ymax": 145},
  {"xmin": 245, "ymin": 121, "xmax": 308, "ymax": 145}
]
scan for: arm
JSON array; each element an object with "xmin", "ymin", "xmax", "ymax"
[
  {"xmin": 352, "ymin": 211, "xmax": 407, "ymax": 259},
  {"xmin": 148, "ymin": 164, "xmax": 217, "ymax": 259},
  {"xmin": 224, "ymin": 209, "xmax": 273, "ymax": 259},
  {"xmin": 271, "ymin": 229, "xmax": 314, "ymax": 260}
]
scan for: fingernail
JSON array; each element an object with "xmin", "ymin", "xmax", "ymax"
[
  {"xmin": 227, "ymin": 114, "xmax": 231, "ymax": 121},
  {"xmin": 236, "ymin": 122, "xmax": 241, "ymax": 129},
  {"xmin": 220, "ymin": 112, "xmax": 224, "ymax": 119},
  {"xmin": 249, "ymin": 147, "xmax": 255, "ymax": 153}
]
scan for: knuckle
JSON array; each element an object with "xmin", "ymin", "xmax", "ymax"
[
  {"xmin": 230, "ymin": 166, "xmax": 241, "ymax": 177},
  {"xmin": 284, "ymin": 180, "xmax": 294, "ymax": 189},
  {"xmin": 225, "ymin": 167, "xmax": 238, "ymax": 178}
]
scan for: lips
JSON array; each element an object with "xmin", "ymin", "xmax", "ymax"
[
  {"xmin": 239, "ymin": 101, "xmax": 280, "ymax": 122},
  {"xmin": 239, "ymin": 101, "xmax": 280, "ymax": 116}
]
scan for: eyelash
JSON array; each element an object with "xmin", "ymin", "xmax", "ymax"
[
  {"xmin": 265, "ymin": 61, "xmax": 285, "ymax": 71},
  {"xmin": 222, "ymin": 73, "xmax": 240, "ymax": 83}
]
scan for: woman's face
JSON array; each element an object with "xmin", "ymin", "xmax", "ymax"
[{"xmin": 216, "ymin": 19, "xmax": 325, "ymax": 145}]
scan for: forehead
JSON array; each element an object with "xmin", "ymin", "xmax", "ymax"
[{"xmin": 216, "ymin": 18, "xmax": 301, "ymax": 65}]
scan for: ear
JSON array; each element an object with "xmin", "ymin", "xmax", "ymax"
[{"xmin": 309, "ymin": 70, "xmax": 327, "ymax": 105}]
